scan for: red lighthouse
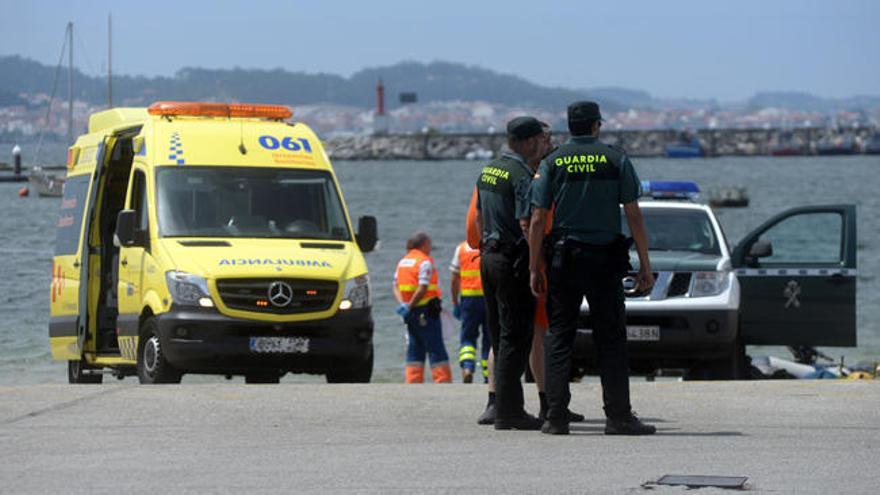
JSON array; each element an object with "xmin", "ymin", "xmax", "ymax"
[{"xmin": 376, "ymin": 78, "xmax": 385, "ymax": 116}]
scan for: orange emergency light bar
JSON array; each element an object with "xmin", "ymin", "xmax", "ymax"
[
  {"xmin": 147, "ymin": 101, "xmax": 292, "ymax": 120},
  {"xmin": 66, "ymin": 147, "xmax": 80, "ymax": 169}
]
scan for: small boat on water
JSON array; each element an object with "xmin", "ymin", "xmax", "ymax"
[
  {"xmin": 708, "ymin": 187, "xmax": 749, "ymax": 208},
  {"xmin": 863, "ymin": 134, "xmax": 880, "ymax": 155},
  {"xmin": 28, "ymin": 167, "xmax": 65, "ymax": 197},
  {"xmin": 816, "ymin": 134, "xmax": 859, "ymax": 155},
  {"xmin": 665, "ymin": 133, "xmax": 704, "ymax": 158},
  {"xmin": 464, "ymin": 148, "xmax": 493, "ymax": 161},
  {"xmin": 769, "ymin": 132, "xmax": 805, "ymax": 156}
]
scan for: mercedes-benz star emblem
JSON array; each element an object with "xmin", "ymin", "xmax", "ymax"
[
  {"xmin": 267, "ymin": 281, "xmax": 293, "ymax": 308},
  {"xmin": 622, "ymin": 275, "xmax": 639, "ymax": 295}
]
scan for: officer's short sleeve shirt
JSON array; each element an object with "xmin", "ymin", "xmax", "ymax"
[
  {"xmin": 530, "ymin": 136, "xmax": 641, "ymax": 244},
  {"xmin": 475, "ymin": 152, "xmax": 534, "ymax": 244},
  {"xmin": 530, "ymin": 159, "xmax": 553, "ymax": 210},
  {"xmin": 618, "ymin": 156, "xmax": 641, "ymax": 204}
]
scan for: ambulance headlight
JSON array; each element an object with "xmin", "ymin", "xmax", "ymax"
[
  {"xmin": 166, "ymin": 271, "xmax": 213, "ymax": 307},
  {"xmin": 339, "ymin": 274, "xmax": 371, "ymax": 310},
  {"xmin": 690, "ymin": 271, "xmax": 730, "ymax": 297}
]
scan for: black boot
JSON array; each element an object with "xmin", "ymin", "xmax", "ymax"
[
  {"xmin": 494, "ymin": 411, "xmax": 542, "ymax": 431},
  {"xmin": 605, "ymin": 412, "xmax": 656, "ymax": 435},
  {"xmin": 541, "ymin": 420, "xmax": 570, "ymax": 435},
  {"xmin": 477, "ymin": 393, "xmax": 496, "ymax": 425},
  {"xmin": 537, "ymin": 392, "xmax": 549, "ymax": 422},
  {"xmin": 566, "ymin": 409, "xmax": 586, "ymax": 422}
]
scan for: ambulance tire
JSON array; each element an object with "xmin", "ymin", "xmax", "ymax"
[
  {"xmin": 68, "ymin": 359, "xmax": 103, "ymax": 384},
  {"xmin": 326, "ymin": 345, "xmax": 373, "ymax": 383},
  {"xmin": 137, "ymin": 318, "xmax": 182, "ymax": 384}
]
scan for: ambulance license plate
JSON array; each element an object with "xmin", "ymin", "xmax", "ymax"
[
  {"xmin": 626, "ymin": 326, "xmax": 660, "ymax": 341},
  {"xmin": 249, "ymin": 336, "xmax": 310, "ymax": 354}
]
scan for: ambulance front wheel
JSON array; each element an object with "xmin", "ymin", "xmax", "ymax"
[
  {"xmin": 326, "ymin": 344, "xmax": 373, "ymax": 383},
  {"xmin": 68, "ymin": 359, "xmax": 103, "ymax": 384},
  {"xmin": 137, "ymin": 317, "xmax": 182, "ymax": 384}
]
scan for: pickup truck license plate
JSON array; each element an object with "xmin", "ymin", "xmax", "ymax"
[
  {"xmin": 249, "ymin": 336, "xmax": 310, "ymax": 354},
  {"xmin": 626, "ymin": 326, "xmax": 660, "ymax": 341}
]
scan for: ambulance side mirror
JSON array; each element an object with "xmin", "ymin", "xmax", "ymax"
[
  {"xmin": 115, "ymin": 210, "xmax": 139, "ymax": 247},
  {"xmin": 356, "ymin": 216, "xmax": 378, "ymax": 253}
]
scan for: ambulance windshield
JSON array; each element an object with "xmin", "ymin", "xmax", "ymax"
[{"xmin": 156, "ymin": 167, "xmax": 351, "ymax": 240}]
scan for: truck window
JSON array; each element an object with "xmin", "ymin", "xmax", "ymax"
[
  {"xmin": 155, "ymin": 167, "xmax": 351, "ymax": 240},
  {"xmin": 621, "ymin": 208, "xmax": 721, "ymax": 255},
  {"xmin": 758, "ymin": 212, "xmax": 843, "ymax": 264},
  {"xmin": 54, "ymin": 174, "xmax": 90, "ymax": 255}
]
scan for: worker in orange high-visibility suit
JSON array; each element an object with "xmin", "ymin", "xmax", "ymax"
[
  {"xmin": 393, "ymin": 231, "xmax": 452, "ymax": 384},
  {"xmin": 450, "ymin": 240, "xmax": 490, "ymax": 383}
]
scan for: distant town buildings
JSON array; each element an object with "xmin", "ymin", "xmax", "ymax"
[{"xmin": 1, "ymin": 91, "xmax": 877, "ymax": 142}]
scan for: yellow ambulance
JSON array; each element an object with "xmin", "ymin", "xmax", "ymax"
[{"xmin": 50, "ymin": 102, "xmax": 377, "ymax": 384}]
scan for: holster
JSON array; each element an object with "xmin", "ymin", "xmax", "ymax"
[
  {"xmin": 510, "ymin": 238, "xmax": 530, "ymax": 281},
  {"xmin": 544, "ymin": 235, "xmax": 569, "ymax": 272},
  {"xmin": 611, "ymin": 235, "xmax": 634, "ymax": 277}
]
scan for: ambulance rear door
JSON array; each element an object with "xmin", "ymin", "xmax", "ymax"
[{"xmin": 49, "ymin": 144, "xmax": 105, "ymax": 357}]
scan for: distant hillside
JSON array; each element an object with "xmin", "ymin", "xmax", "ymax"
[
  {"xmin": 0, "ymin": 88, "xmax": 25, "ymax": 106},
  {"xmin": 0, "ymin": 55, "xmax": 632, "ymax": 111},
  {"xmin": 747, "ymin": 91, "xmax": 880, "ymax": 113},
  {"xmin": 1, "ymin": 55, "xmax": 877, "ymax": 114}
]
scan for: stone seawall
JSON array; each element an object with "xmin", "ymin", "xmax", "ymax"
[{"xmin": 325, "ymin": 127, "xmax": 876, "ymax": 160}]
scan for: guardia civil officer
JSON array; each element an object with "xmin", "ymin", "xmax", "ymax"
[
  {"xmin": 528, "ymin": 101, "xmax": 656, "ymax": 435},
  {"xmin": 474, "ymin": 116, "xmax": 546, "ymax": 430}
]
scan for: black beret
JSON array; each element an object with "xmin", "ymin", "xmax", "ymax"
[
  {"xmin": 506, "ymin": 116, "xmax": 543, "ymax": 141},
  {"xmin": 568, "ymin": 101, "xmax": 603, "ymax": 123}
]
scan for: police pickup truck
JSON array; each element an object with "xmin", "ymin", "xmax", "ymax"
[{"xmin": 573, "ymin": 181, "xmax": 857, "ymax": 380}]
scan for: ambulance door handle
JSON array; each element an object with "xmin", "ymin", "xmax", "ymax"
[
  {"xmin": 72, "ymin": 260, "xmax": 80, "ymax": 268},
  {"xmin": 120, "ymin": 258, "xmax": 128, "ymax": 267}
]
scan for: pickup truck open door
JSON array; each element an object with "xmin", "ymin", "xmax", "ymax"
[{"xmin": 732, "ymin": 205, "xmax": 856, "ymax": 347}]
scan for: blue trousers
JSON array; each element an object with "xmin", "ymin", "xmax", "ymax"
[
  {"xmin": 405, "ymin": 306, "xmax": 449, "ymax": 367},
  {"xmin": 458, "ymin": 296, "xmax": 490, "ymax": 373}
]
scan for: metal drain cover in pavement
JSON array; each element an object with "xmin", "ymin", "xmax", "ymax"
[{"xmin": 654, "ymin": 475, "xmax": 748, "ymax": 489}]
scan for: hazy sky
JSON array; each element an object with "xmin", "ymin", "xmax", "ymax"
[{"xmin": 2, "ymin": 0, "xmax": 878, "ymax": 101}]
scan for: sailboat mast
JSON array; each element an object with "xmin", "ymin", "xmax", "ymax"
[
  {"xmin": 67, "ymin": 21, "xmax": 73, "ymax": 145},
  {"xmin": 108, "ymin": 13, "xmax": 113, "ymax": 108}
]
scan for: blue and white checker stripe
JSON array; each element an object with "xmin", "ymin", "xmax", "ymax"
[{"xmin": 168, "ymin": 131, "xmax": 185, "ymax": 165}]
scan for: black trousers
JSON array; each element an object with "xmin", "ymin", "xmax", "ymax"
[
  {"xmin": 545, "ymin": 244, "xmax": 632, "ymax": 422},
  {"xmin": 480, "ymin": 249, "xmax": 534, "ymax": 420}
]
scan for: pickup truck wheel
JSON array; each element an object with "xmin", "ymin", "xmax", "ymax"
[
  {"xmin": 694, "ymin": 342, "xmax": 747, "ymax": 381},
  {"xmin": 68, "ymin": 359, "xmax": 103, "ymax": 384},
  {"xmin": 137, "ymin": 318, "xmax": 182, "ymax": 384},
  {"xmin": 326, "ymin": 345, "xmax": 373, "ymax": 383},
  {"xmin": 245, "ymin": 373, "xmax": 281, "ymax": 384}
]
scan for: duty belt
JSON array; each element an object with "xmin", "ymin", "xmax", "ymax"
[{"xmin": 480, "ymin": 238, "xmax": 519, "ymax": 255}]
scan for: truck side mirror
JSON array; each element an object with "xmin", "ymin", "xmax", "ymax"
[
  {"xmin": 115, "ymin": 210, "xmax": 139, "ymax": 247},
  {"xmin": 749, "ymin": 240, "xmax": 773, "ymax": 258},
  {"xmin": 744, "ymin": 239, "xmax": 773, "ymax": 266},
  {"xmin": 356, "ymin": 216, "xmax": 378, "ymax": 253}
]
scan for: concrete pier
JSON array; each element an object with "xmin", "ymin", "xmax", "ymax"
[
  {"xmin": 325, "ymin": 126, "xmax": 877, "ymax": 160},
  {"xmin": 1, "ymin": 381, "xmax": 877, "ymax": 493}
]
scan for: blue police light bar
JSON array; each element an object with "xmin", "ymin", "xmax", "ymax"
[{"xmin": 640, "ymin": 180, "xmax": 700, "ymax": 200}]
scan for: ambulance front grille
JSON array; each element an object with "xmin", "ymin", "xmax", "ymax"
[{"xmin": 216, "ymin": 278, "xmax": 338, "ymax": 314}]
